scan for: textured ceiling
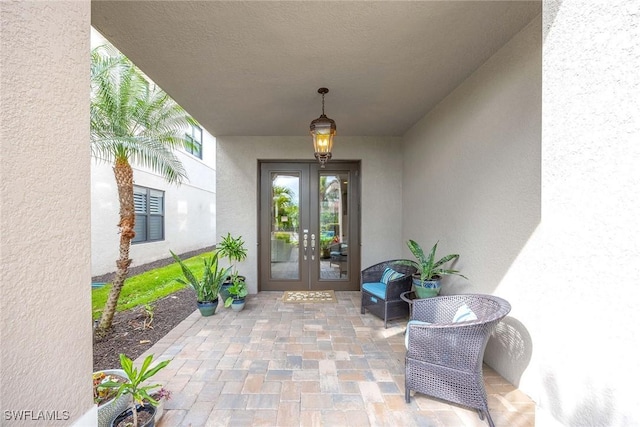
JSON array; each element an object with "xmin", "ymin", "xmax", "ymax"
[{"xmin": 91, "ymin": 1, "xmax": 540, "ymax": 137}]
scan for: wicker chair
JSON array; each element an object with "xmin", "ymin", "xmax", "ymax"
[
  {"xmin": 405, "ymin": 294, "xmax": 511, "ymax": 427},
  {"xmin": 360, "ymin": 260, "xmax": 417, "ymax": 328}
]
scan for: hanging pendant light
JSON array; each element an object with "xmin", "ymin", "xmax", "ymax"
[{"xmin": 309, "ymin": 87, "xmax": 336, "ymax": 168}]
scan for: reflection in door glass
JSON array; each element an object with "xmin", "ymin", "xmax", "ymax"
[
  {"xmin": 270, "ymin": 173, "xmax": 300, "ymax": 280},
  {"xmin": 319, "ymin": 173, "xmax": 349, "ymax": 280}
]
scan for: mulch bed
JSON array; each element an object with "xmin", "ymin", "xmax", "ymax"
[
  {"xmin": 93, "ymin": 287, "xmax": 197, "ymax": 371},
  {"xmin": 92, "ymin": 247, "xmax": 213, "ymax": 371}
]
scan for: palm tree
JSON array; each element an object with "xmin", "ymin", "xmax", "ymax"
[
  {"xmin": 91, "ymin": 45, "xmax": 195, "ymax": 335},
  {"xmin": 272, "ymin": 185, "xmax": 294, "ymax": 231}
]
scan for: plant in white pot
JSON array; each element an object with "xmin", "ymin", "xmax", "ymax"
[
  {"xmin": 94, "ymin": 370, "xmax": 131, "ymax": 427},
  {"xmin": 102, "ymin": 353, "xmax": 170, "ymax": 427},
  {"xmin": 171, "ymin": 250, "xmax": 231, "ymax": 316},
  {"xmin": 399, "ymin": 240, "xmax": 467, "ymax": 298}
]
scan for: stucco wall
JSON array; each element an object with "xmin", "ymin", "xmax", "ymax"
[
  {"xmin": 91, "ymin": 132, "xmax": 217, "ymax": 276},
  {"xmin": 0, "ymin": 1, "xmax": 94, "ymax": 425},
  {"xmin": 403, "ymin": 15, "xmax": 542, "ymax": 298},
  {"xmin": 403, "ymin": 1, "xmax": 640, "ymax": 425},
  {"xmin": 531, "ymin": 1, "xmax": 639, "ymax": 425},
  {"xmin": 403, "ymin": 9, "xmax": 541, "ymax": 395},
  {"xmin": 217, "ymin": 136, "xmax": 403, "ymax": 294}
]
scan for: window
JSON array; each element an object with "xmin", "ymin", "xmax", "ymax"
[
  {"xmin": 185, "ymin": 123, "xmax": 203, "ymax": 159},
  {"xmin": 133, "ymin": 186, "xmax": 164, "ymax": 243}
]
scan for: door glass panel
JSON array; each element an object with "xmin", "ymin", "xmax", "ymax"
[
  {"xmin": 319, "ymin": 172, "xmax": 349, "ymax": 280},
  {"xmin": 270, "ymin": 172, "xmax": 300, "ymax": 280}
]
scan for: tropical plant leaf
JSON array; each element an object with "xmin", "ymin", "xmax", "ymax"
[
  {"xmin": 432, "ymin": 253, "xmax": 459, "ymax": 269},
  {"xmin": 404, "ymin": 240, "xmax": 468, "ymax": 283}
]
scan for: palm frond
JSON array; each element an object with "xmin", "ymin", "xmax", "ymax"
[{"xmin": 90, "ymin": 45, "xmax": 192, "ymax": 183}]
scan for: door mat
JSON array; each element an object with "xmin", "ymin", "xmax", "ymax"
[{"xmin": 282, "ymin": 290, "xmax": 337, "ymax": 303}]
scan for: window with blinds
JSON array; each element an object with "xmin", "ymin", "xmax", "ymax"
[{"xmin": 133, "ymin": 186, "xmax": 164, "ymax": 243}]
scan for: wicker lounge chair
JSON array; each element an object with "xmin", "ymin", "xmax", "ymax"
[
  {"xmin": 405, "ymin": 294, "xmax": 511, "ymax": 427},
  {"xmin": 360, "ymin": 260, "xmax": 417, "ymax": 328}
]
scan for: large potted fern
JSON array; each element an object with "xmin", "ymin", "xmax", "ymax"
[
  {"xmin": 399, "ymin": 240, "xmax": 467, "ymax": 298},
  {"xmin": 171, "ymin": 250, "xmax": 231, "ymax": 316}
]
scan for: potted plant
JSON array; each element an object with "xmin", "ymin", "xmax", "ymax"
[
  {"xmin": 147, "ymin": 387, "xmax": 171, "ymax": 423},
  {"xmin": 271, "ymin": 232, "xmax": 293, "ymax": 262},
  {"xmin": 224, "ymin": 274, "xmax": 249, "ymax": 312},
  {"xmin": 94, "ymin": 370, "xmax": 131, "ymax": 427},
  {"xmin": 399, "ymin": 240, "xmax": 467, "ymax": 298},
  {"xmin": 171, "ymin": 250, "xmax": 231, "ymax": 316},
  {"xmin": 102, "ymin": 353, "xmax": 170, "ymax": 427},
  {"xmin": 216, "ymin": 233, "xmax": 248, "ymax": 301},
  {"xmin": 319, "ymin": 235, "xmax": 335, "ymax": 259}
]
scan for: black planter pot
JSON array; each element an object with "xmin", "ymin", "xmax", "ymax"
[{"xmin": 111, "ymin": 405, "xmax": 156, "ymax": 427}]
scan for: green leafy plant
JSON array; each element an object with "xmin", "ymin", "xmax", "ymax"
[
  {"xmin": 273, "ymin": 232, "xmax": 291, "ymax": 244},
  {"xmin": 91, "ymin": 251, "xmax": 214, "ymax": 320},
  {"xmin": 224, "ymin": 275, "xmax": 249, "ymax": 307},
  {"xmin": 171, "ymin": 250, "xmax": 230, "ymax": 302},
  {"xmin": 102, "ymin": 353, "xmax": 170, "ymax": 427},
  {"xmin": 400, "ymin": 240, "xmax": 468, "ymax": 285},
  {"xmin": 142, "ymin": 303, "xmax": 154, "ymax": 330},
  {"xmin": 216, "ymin": 233, "xmax": 248, "ymax": 276}
]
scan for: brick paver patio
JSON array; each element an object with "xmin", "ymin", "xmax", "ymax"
[{"xmin": 137, "ymin": 291, "xmax": 534, "ymax": 426}]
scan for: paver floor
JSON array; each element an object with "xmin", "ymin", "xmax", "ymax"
[{"xmin": 137, "ymin": 291, "xmax": 535, "ymax": 427}]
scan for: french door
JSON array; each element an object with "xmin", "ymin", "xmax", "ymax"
[{"xmin": 259, "ymin": 161, "xmax": 360, "ymax": 291}]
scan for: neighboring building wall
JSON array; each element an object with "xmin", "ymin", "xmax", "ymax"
[
  {"xmin": 91, "ymin": 131, "xmax": 217, "ymax": 276},
  {"xmin": 216, "ymin": 136, "xmax": 403, "ymax": 294},
  {"xmin": 403, "ymin": 2, "xmax": 640, "ymax": 425},
  {"xmin": 0, "ymin": 1, "xmax": 95, "ymax": 425}
]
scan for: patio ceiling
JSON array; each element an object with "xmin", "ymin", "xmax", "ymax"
[{"xmin": 91, "ymin": 1, "xmax": 540, "ymax": 137}]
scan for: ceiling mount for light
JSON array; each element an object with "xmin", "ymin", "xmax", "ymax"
[{"xmin": 309, "ymin": 87, "xmax": 336, "ymax": 168}]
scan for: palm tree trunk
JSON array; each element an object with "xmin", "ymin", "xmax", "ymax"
[{"xmin": 96, "ymin": 158, "xmax": 135, "ymax": 334}]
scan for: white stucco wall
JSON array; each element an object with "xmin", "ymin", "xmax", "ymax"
[
  {"xmin": 217, "ymin": 136, "xmax": 403, "ymax": 294},
  {"xmin": 403, "ymin": 1, "xmax": 640, "ymax": 425},
  {"xmin": 531, "ymin": 1, "xmax": 639, "ymax": 425},
  {"xmin": 0, "ymin": 1, "xmax": 94, "ymax": 425},
  {"xmin": 91, "ymin": 131, "xmax": 216, "ymax": 276}
]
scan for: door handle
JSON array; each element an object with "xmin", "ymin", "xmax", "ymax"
[
  {"xmin": 311, "ymin": 233, "xmax": 316, "ymax": 261},
  {"xmin": 303, "ymin": 233, "xmax": 308, "ymax": 260}
]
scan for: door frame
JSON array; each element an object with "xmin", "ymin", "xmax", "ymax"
[{"xmin": 258, "ymin": 160, "xmax": 361, "ymax": 291}]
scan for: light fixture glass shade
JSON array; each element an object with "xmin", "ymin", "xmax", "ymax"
[{"xmin": 310, "ymin": 114, "xmax": 336, "ymax": 167}]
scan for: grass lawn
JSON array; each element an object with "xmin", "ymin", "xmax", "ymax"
[{"xmin": 91, "ymin": 251, "xmax": 214, "ymax": 320}]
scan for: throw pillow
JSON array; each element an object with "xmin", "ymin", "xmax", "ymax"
[
  {"xmin": 405, "ymin": 320, "xmax": 431, "ymax": 349},
  {"xmin": 380, "ymin": 267, "xmax": 404, "ymax": 285},
  {"xmin": 453, "ymin": 303, "xmax": 478, "ymax": 323}
]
